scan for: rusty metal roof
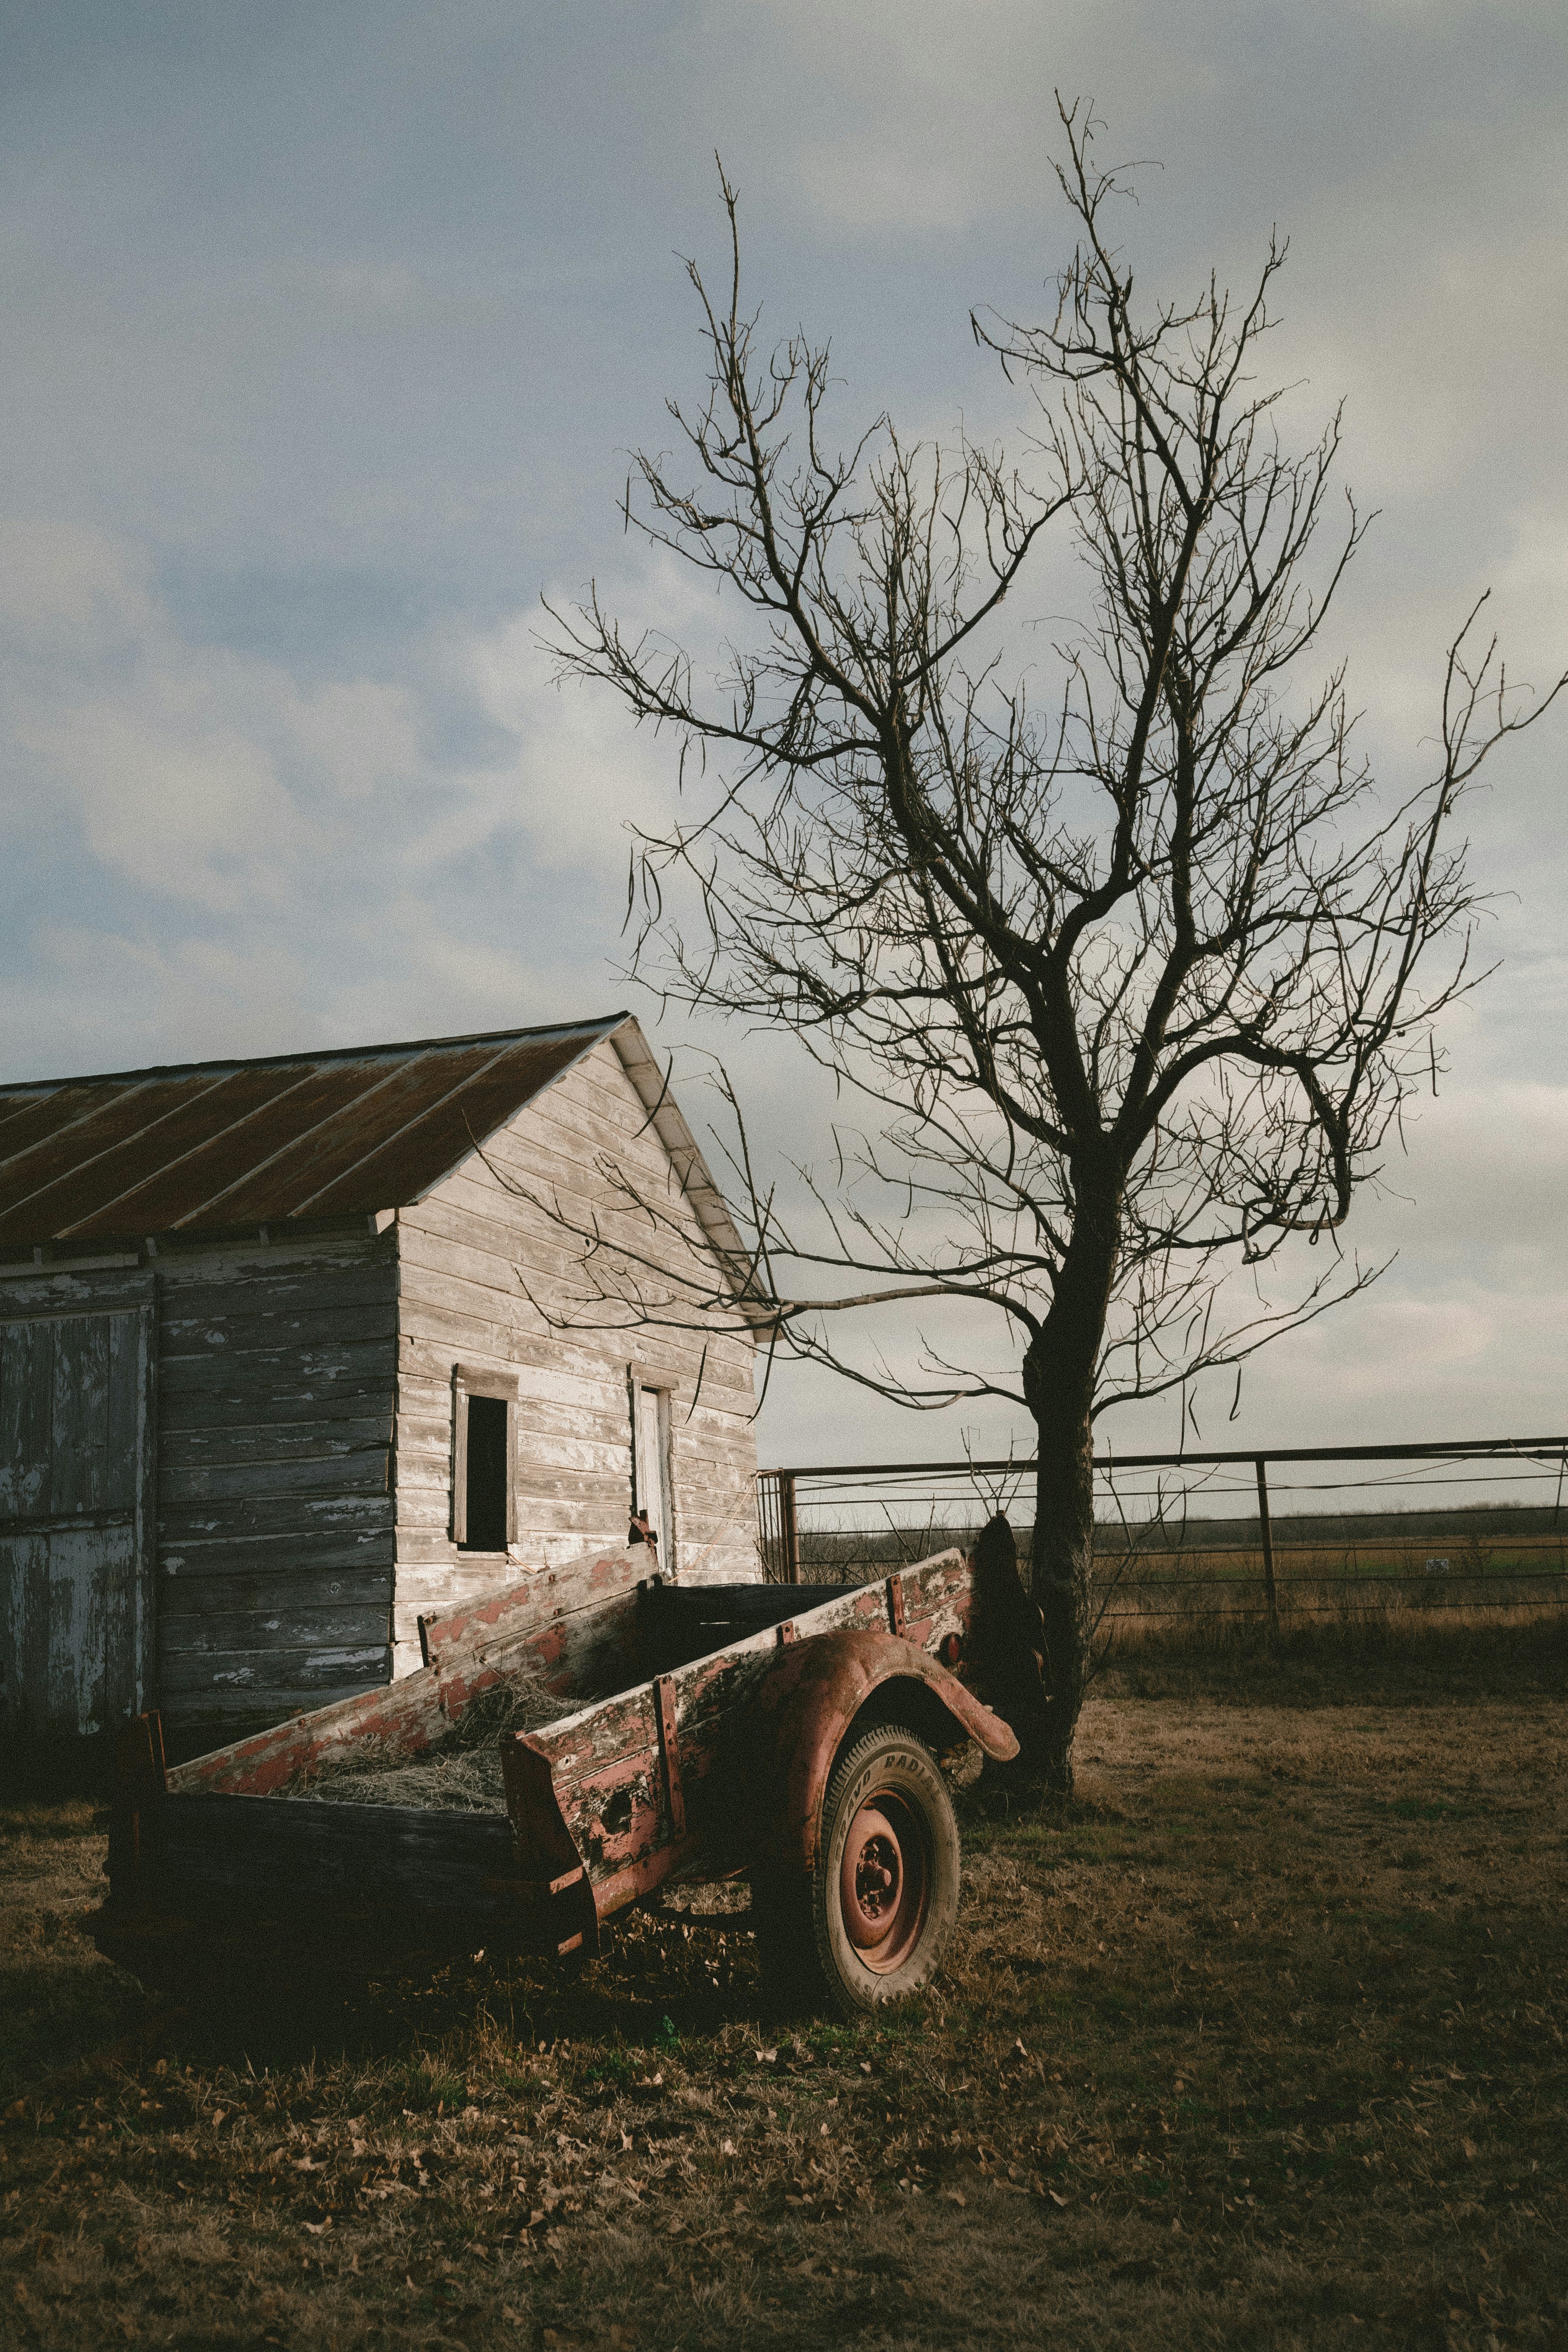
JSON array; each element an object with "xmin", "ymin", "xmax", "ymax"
[{"xmin": 0, "ymin": 1018, "xmax": 626, "ymax": 1248}]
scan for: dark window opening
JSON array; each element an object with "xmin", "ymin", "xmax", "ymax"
[{"xmin": 462, "ymin": 1394, "xmax": 510, "ymax": 1551}]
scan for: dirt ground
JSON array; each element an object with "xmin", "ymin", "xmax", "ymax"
[{"xmin": 3, "ymin": 1635, "xmax": 1566, "ymax": 2351}]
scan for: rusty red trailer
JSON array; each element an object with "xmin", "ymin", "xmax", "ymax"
[{"xmin": 94, "ymin": 1545, "xmax": 1020, "ymax": 2015}]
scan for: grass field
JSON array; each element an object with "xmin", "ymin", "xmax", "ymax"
[{"xmin": 3, "ymin": 1620, "xmax": 1566, "ymax": 2350}]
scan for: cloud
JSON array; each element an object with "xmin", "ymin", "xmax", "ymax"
[
  {"xmin": 462, "ymin": 549, "xmax": 737, "ymax": 878},
  {"xmin": 0, "ymin": 923, "xmax": 309, "ymax": 1074},
  {"xmin": 0, "ymin": 522, "xmax": 435, "ymax": 915},
  {"xmin": 0, "ymin": 0, "xmax": 1564, "ymax": 1465},
  {"xmin": 0, "ymin": 519, "xmax": 647, "ymax": 1071},
  {"xmin": 0, "ymin": 519, "xmax": 157, "ymax": 646}
]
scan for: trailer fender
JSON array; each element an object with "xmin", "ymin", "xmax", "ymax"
[{"xmin": 749, "ymin": 1628, "xmax": 1018, "ymax": 1875}]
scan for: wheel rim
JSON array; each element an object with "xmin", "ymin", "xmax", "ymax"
[{"xmin": 839, "ymin": 1791, "xmax": 929, "ymax": 1972}]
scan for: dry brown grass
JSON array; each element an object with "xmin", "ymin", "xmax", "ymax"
[{"xmin": 3, "ymin": 1627, "xmax": 1566, "ymax": 2350}]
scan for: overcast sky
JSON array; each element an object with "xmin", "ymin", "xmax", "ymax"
[{"xmin": 2, "ymin": 1, "xmax": 1564, "ymax": 1471}]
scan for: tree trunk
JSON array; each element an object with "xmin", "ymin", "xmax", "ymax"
[
  {"xmin": 1026, "ymin": 1393, "xmax": 1095, "ymax": 1791},
  {"xmin": 1021, "ymin": 1198, "xmax": 1119, "ymax": 1793}
]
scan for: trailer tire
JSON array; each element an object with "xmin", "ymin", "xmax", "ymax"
[{"xmin": 753, "ymin": 1725, "xmax": 960, "ymax": 2016}]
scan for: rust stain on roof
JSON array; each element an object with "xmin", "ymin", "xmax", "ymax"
[{"xmin": 0, "ymin": 1020, "xmax": 624, "ymax": 1248}]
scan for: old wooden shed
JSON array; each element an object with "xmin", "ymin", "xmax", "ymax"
[{"xmin": 0, "ymin": 1016, "xmax": 760, "ymax": 1758}]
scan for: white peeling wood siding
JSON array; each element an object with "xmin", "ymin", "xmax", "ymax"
[{"xmin": 391, "ymin": 1036, "xmax": 758, "ymax": 1673}]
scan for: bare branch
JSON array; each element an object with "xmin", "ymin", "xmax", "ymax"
[{"xmin": 532, "ymin": 113, "xmax": 1566, "ymax": 1786}]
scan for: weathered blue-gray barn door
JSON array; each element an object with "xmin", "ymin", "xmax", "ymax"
[{"xmin": 0, "ymin": 1306, "xmax": 155, "ymax": 1738}]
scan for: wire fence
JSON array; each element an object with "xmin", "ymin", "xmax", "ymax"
[{"xmin": 755, "ymin": 1435, "xmax": 1568, "ymax": 1644}]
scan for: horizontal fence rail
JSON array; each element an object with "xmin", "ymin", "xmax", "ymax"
[{"xmin": 754, "ymin": 1436, "xmax": 1568, "ymax": 1646}]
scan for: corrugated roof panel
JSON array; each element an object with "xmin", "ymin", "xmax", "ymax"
[
  {"xmin": 0, "ymin": 1078, "xmax": 176, "ymax": 1172},
  {"xmin": 302, "ymin": 1032, "xmax": 597, "ymax": 1216},
  {"xmin": 0, "ymin": 1020, "xmax": 623, "ymax": 1247},
  {"xmin": 53, "ymin": 1058, "xmax": 394, "ymax": 1240},
  {"xmin": 195, "ymin": 1040, "xmax": 513, "ymax": 1227},
  {"xmin": 47, "ymin": 1063, "xmax": 352, "ymax": 1240},
  {"xmin": 0, "ymin": 1083, "xmax": 122, "ymax": 1150},
  {"xmin": 0, "ymin": 1077, "xmax": 235, "ymax": 1247}
]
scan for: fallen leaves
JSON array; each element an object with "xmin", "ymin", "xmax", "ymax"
[{"xmin": 6, "ymin": 1675, "xmax": 1566, "ymax": 2350}]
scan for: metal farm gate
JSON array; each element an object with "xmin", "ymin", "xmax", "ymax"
[{"xmin": 755, "ymin": 1435, "xmax": 1568, "ymax": 1635}]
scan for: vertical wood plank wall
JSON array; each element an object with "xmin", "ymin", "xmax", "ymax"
[
  {"xmin": 392, "ymin": 1038, "xmax": 759, "ymax": 1674},
  {"xmin": 155, "ymin": 1232, "xmax": 399, "ymax": 1750},
  {"xmin": 0, "ymin": 1295, "xmax": 154, "ymax": 1738},
  {"xmin": 1, "ymin": 1238, "xmax": 400, "ymax": 1754},
  {"xmin": 155, "ymin": 1235, "xmax": 398, "ymax": 1748}
]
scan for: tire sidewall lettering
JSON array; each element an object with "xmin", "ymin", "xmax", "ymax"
[{"xmin": 813, "ymin": 1727, "xmax": 960, "ymax": 2014}]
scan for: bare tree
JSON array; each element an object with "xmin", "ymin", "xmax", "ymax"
[{"xmin": 541, "ymin": 104, "xmax": 1565, "ymax": 1787}]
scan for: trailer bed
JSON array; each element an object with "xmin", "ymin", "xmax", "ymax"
[{"xmin": 95, "ymin": 1542, "xmax": 1015, "ymax": 2004}]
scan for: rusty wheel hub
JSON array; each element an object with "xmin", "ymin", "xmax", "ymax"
[{"xmin": 839, "ymin": 1793, "xmax": 928, "ymax": 1971}]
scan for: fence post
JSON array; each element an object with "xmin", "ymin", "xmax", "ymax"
[
  {"xmin": 1255, "ymin": 1456, "xmax": 1280, "ymax": 1636},
  {"xmin": 780, "ymin": 1472, "xmax": 800, "ymax": 1587},
  {"xmin": 757, "ymin": 1472, "xmax": 777, "ymax": 1581},
  {"xmin": 756, "ymin": 1472, "xmax": 802, "ymax": 1584}
]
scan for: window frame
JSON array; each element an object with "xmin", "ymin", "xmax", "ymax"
[
  {"xmin": 627, "ymin": 1365, "xmax": 676, "ymax": 1574},
  {"xmin": 451, "ymin": 1362, "xmax": 519, "ymax": 1552}
]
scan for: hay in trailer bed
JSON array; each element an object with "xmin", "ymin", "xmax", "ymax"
[{"xmin": 267, "ymin": 1676, "xmax": 569, "ymax": 1813}]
